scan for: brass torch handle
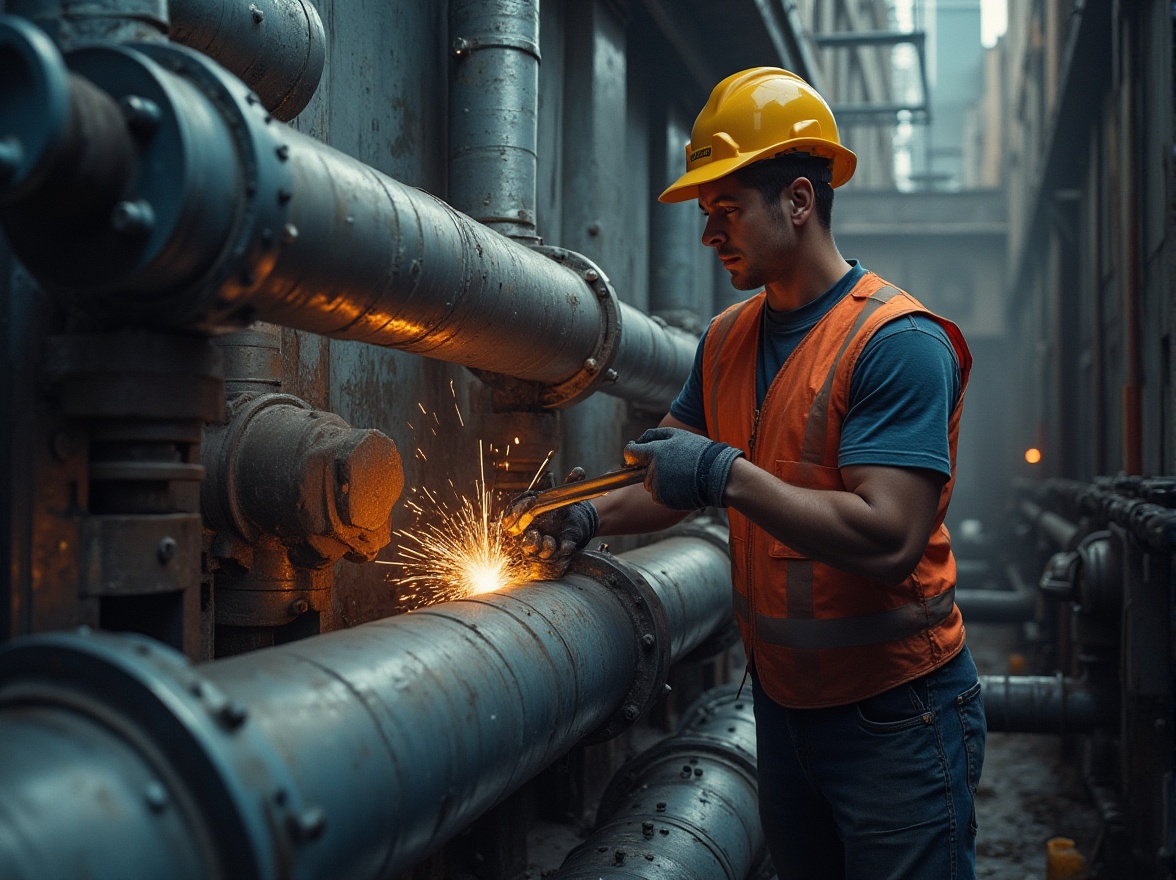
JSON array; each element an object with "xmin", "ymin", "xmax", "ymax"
[{"xmin": 510, "ymin": 466, "xmax": 648, "ymax": 534}]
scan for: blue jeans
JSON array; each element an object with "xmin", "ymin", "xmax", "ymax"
[{"xmin": 752, "ymin": 645, "xmax": 986, "ymax": 880}]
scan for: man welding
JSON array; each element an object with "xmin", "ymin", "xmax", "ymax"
[{"xmin": 504, "ymin": 67, "xmax": 986, "ymax": 880}]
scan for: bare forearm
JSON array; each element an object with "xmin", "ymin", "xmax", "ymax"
[
  {"xmin": 721, "ymin": 457, "xmax": 941, "ymax": 583},
  {"xmin": 592, "ymin": 482, "xmax": 688, "ymax": 536}
]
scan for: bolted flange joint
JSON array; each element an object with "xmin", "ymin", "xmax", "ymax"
[{"xmin": 569, "ymin": 550, "xmax": 671, "ymax": 742}]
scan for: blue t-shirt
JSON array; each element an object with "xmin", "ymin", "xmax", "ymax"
[{"xmin": 669, "ymin": 263, "xmax": 961, "ymax": 477}]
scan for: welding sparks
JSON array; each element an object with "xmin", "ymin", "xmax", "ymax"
[{"xmin": 389, "ymin": 429, "xmax": 527, "ymax": 609}]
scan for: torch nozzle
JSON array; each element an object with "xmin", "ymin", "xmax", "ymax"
[{"xmin": 506, "ymin": 466, "xmax": 647, "ymax": 535}]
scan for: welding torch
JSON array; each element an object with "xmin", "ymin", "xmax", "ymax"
[{"xmin": 505, "ymin": 466, "xmax": 648, "ymax": 535}]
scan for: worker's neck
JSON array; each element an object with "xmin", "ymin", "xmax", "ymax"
[{"xmin": 764, "ymin": 239, "xmax": 852, "ymax": 312}]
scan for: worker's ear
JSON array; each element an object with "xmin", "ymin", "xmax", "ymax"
[{"xmin": 786, "ymin": 177, "xmax": 815, "ymax": 226}]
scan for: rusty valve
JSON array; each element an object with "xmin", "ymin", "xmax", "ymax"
[{"xmin": 202, "ymin": 394, "xmax": 404, "ymax": 567}]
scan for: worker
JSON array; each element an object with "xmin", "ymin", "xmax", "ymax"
[{"xmin": 504, "ymin": 67, "xmax": 985, "ymax": 879}]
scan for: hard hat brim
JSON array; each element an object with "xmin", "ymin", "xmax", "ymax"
[{"xmin": 658, "ymin": 140, "xmax": 858, "ymax": 204}]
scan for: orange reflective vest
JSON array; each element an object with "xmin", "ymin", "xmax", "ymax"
[{"xmin": 701, "ymin": 271, "xmax": 972, "ymax": 708}]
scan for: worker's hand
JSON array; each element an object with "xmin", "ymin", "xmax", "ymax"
[
  {"xmin": 502, "ymin": 468, "xmax": 599, "ymax": 581},
  {"xmin": 624, "ymin": 427, "xmax": 743, "ymax": 510}
]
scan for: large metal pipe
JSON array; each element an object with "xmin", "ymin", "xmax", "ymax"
[
  {"xmin": 168, "ymin": 0, "xmax": 326, "ymax": 121},
  {"xmin": 0, "ymin": 17, "xmax": 696, "ymax": 411},
  {"xmin": 6, "ymin": 0, "xmax": 167, "ymax": 45},
  {"xmin": 980, "ymin": 673, "xmax": 1116, "ymax": 734},
  {"xmin": 447, "ymin": 0, "xmax": 539, "ymax": 242},
  {"xmin": 0, "ymin": 532, "xmax": 733, "ymax": 880},
  {"xmin": 555, "ymin": 683, "xmax": 766, "ymax": 880}
]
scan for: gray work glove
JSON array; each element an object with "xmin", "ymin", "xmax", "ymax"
[
  {"xmin": 502, "ymin": 467, "xmax": 599, "ymax": 581},
  {"xmin": 623, "ymin": 427, "xmax": 743, "ymax": 510}
]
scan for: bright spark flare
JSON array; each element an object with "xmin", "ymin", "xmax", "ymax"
[{"xmin": 389, "ymin": 434, "xmax": 526, "ymax": 609}]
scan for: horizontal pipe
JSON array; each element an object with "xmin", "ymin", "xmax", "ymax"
[
  {"xmin": 980, "ymin": 673, "xmax": 1116, "ymax": 734},
  {"xmin": 0, "ymin": 20, "xmax": 696, "ymax": 411},
  {"xmin": 1019, "ymin": 499, "xmax": 1081, "ymax": 550},
  {"xmin": 954, "ymin": 587, "xmax": 1037, "ymax": 623},
  {"xmin": 556, "ymin": 684, "xmax": 765, "ymax": 879},
  {"xmin": 0, "ymin": 533, "xmax": 732, "ymax": 880},
  {"xmin": 168, "ymin": 0, "xmax": 326, "ymax": 121}
]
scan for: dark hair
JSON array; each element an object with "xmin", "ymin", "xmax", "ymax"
[{"xmin": 731, "ymin": 153, "xmax": 835, "ymax": 230}]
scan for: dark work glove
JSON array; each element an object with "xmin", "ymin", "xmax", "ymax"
[
  {"xmin": 623, "ymin": 427, "xmax": 743, "ymax": 510},
  {"xmin": 502, "ymin": 467, "xmax": 599, "ymax": 581}
]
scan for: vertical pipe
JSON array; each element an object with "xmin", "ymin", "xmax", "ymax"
[
  {"xmin": 649, "ymin": 105, "xmax": 702, "ymax": 332},
  {"xmin": 448, "ymin": 0, "xmax": 540, "ymax": 242}
]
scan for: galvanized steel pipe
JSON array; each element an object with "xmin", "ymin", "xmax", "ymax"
[
  {"xmin": 555, "ymin": 684, "xmax": 766, "ymax": 879},
  {"xmin": 0, "ymin": 20, "xmax": 696, "ymax": 411},
  {"xmin": 0, "ymin": 532, "xmax": 732, "ymax": 880},
  {"xmin": 448, "ymin": 0, "xmax": 539, "ymax": 241},
  {"xmin": 169, "ymin": 0, "xmax": 326, "ymax": 121}
]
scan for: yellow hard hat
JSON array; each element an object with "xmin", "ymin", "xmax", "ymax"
[{"xmin": 659, "ymin": 67, "xmax": 857, "ymax": 203}]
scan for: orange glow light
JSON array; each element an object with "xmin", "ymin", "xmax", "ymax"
[{"xmin": 1024, "ymin": 447, "xmax": 1042, "ymax": 465}]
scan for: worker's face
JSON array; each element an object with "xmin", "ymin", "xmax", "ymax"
[{"xmin": 698, "ymin": 176, "xmax": 796, "ymax": 291}]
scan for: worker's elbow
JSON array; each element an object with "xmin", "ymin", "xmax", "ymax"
[{"xmin": 870, "ymin": 544, "xmax": 925, "ymax": 586}]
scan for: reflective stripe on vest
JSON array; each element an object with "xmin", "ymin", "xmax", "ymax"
[{"xmin": 733, "ymin": 586, "xmax": 957, "ymax": 650}]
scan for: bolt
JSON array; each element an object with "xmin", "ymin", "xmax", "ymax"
[
  {"xmin": 693, "ymin": 767, "xmax": 703, "ymax": 777},
  {"xmin": 641, "ymin": 632, "xmax": 655, "ymax": 647},
  {"xmin": 289, "ymin": 598, "xmax": 310, "ymax": 615},
  {"xmin": 583, "ymin": 268, "xmax": 599, "ymax": 283},
  {"xmin": 277, "ymin": 188, "xmax": 293, "ymax": 205},
  {"xmin": 216, "ymin": 700, "xmax": 249, "ymax": 730},
  {"xmin": 250, "ymin": 3, "xmax": 265, "ymax": 23},
  {"xmin": 157, "ymin": 536, "xmax": 177, "ymax": 563},
  {"xmin": 587, "ymin": 221, "xmax": 601, "ymax": 237},
  {"xmin": 613, "ymin": 849, "xmax": 625, "ymax": 865},
  {"xmin": 275, "ymin": 144, "xmax": 290, "ymax": 161},
  {"xmin": 583, "ymin": 357, "xmax": 599, "ymax": 373},
  {"xmin": 144, "ymin": 781, "xmax": 169, "ymax": 813},
  {"xmin": 655, "ymin": 802, "xmax": 666, "ymax": 812},
  {"xmin": 281, "ymin": 223, "xmax": 299, "ymax": 244},
  {"xmin": 452, "ymin": 36, "xmax": 473, "ymax": 57},
  {"xmin": 119, "ymin": 95, "xmax": 162, "ymax": 137},
  {"xmin": 605, "ymin": 369, "xmax": 618, "ymax": 382},
  {"xmin": 642, "ymin": 821, "xmax": 654, "ymax": 839},
  {"xmin": 663, "ymin": 683, "xmax": 672, "ymax": 694},
  {"xmin": 287, "ymin": 806, "xmax": 327, "ymax": 843},
  {"xmin": 0, "ymin": 137, "xmax": 22, "ymax": 184},
  {"xmin": 622, "ymin": 703, "xmax": 639, "ymax": 721},
  {"xmin": 111, "ymin": 200, "xmax": 155, "ymax": 237}
]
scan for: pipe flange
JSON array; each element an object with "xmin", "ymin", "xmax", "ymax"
[
  {"xmin": 472, "ymin": 246, "xmax": 621, "ymax": 410},
  {"xmin": 570, "ymin": 550, "xmax": 670, "ymax": 742},
  {"xmin": 132, "ymin": 42, "xmax": 293, "ymax": 327},
  {"xmin": 54, "ymin": 40, "xmax": 292, "ymax": 329},
  {"xmin": 0, "ymin": 629, "xmax": 319, "ymax": 879}
]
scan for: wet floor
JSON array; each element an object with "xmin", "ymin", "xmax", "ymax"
[{"xmin": 968, "ymin": 621, "xmax": 1102, "ymax": 879}]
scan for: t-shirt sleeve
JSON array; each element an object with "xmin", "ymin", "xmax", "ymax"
[
  {"xmin": 668, "ymin": 329, "xmax": 709, "ymax": 432},
  {"xmin": 838, "ymin": 314, "xmax": 962, "ymax": 478}
]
